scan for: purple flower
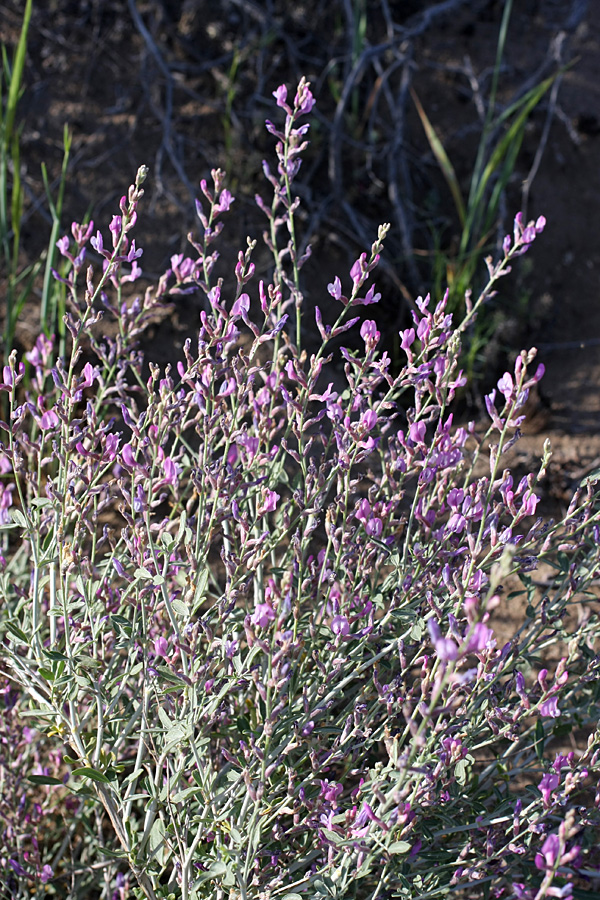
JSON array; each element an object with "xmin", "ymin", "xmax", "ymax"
[
  {"xmin": 162, "ymin": 457, "xmax": 179, "ymax": 485},
  {"xmin": 112, "ymin": 558, "xmax": 128, "ymax": 579},
  {"xmin": 25, "ymin": 333, "xmax": 54, "ymax": 369},
  {"xmin": 428, "ymin": 619, "xmax": 458, "ymax": 661},
  {"xmin": 219, "ymin": 378, "xmax": 236, "ymax": 397},
  {"xmin": 360, "ymin": 319, "xmax": 380, "ymax": 344},
  {"xmin": 331, "ymin": 615, "xmax": 350, "ymax": 637},
  {"xmin": 553, "ymin": 754, "xmax": 570, "ymax": 773},
  {"xmin": 72, "ymin": 219, "xmax": 94, "ymax": 245},
  {"xmin": 355, "ymin": 498, "xmax": 382, "ymax": 536},
  {"xmin": 258, "ymin": 489, "xmax": 280, "ymax": 516},
  {"xmin": 497, "ymin": 372, "xmax": 514, "ymax": 400},
  {"xmin": 467, "ymin": 623, "xmax": 495, "ymax": 653},
  {"xmin": 520, "ymin": 492, "xmax": 539, "ymax": 517},
  {"xmin": 538, "ymin": 772, "xmax": 560, "ymax": 806},
  {"xmin": 126, "ymin": 240, "xmax": 143, "ymax": 262},
  {"xmin": 40, "ymin": 864, "xmax": 54, "ymax": 884},
  {"xmin": 327, "ymin": 276, "xmax": 343, "ymax": 301},
  {"xmin": 251, "ymin": 603, "xmax": 276, "ymax": 629},
  {"xmin": 535, "ymin": 833, "xmax": 560, "ymax": 870},
  {"xmin": 350, "ymin": 254, "xmax": 367, "ymax": 288},
  {"xmin": 154, "ymin": 637, "xmax": 169, "ymax": 658},
  {"xmin": 353, "ymin": 802, "xmax": 389, "ymax": 832},
  {"xmin": 539, "ymin": 696, "xmax": 560, "ymax": 718},
  {"xmin": 399, "ymin": 327, "xmax": 416, "ymax": 350},
  {"xmin": 360, "ymin": 409, "xmax": 377, "ymax": 432},
  {"xmin": 353, "ymin": 284, "xmax": 381, "ymax": 306},
  {"xmin": 485, "ymin": 389, "xmax": 504, "ymax": 429},
  {"xmin": 105, "ymin": 433, "xmax": 120, "ymax": 460},
  {"xmin": 231, "ymin": 293, "xmax": 250, "ymax": 318},
  {"xmin": 448, "ymin": 488, "xmax": 464, "ymax": 509},
  {"xmin": 90, "ymin": 230, "xmax": 105, "ymax": 255},
  {"xmin": 121, "ymin": 444, "xmax": 137, "ymax": 468},
  {"xmin": 522, "ymin": 225, "xmax": 536, "ymax": 244},
  {"xmin": 9, "ymin": 859, "xmax": 27, "ymax": 877},
  {"xmin": 237, "ymin": 434, "xmax": 260, "ymax": 461},
  {"xmin": 215, "ymin": 189, "xmax": 234, "ymax": 213},
  {"xmin": 79, "ymin": 362, "xmax": 97, "ymax": 388},
  {"xmin": 417, "ymin": 317, "xmax": 430, "ymax": 342},
  {"xmin": 320, "ymin": 779, "xmax": 343, "ymax": 804},
  {"xmin": 0, "ymin": 483, "xmax": 15, "ymax": 525},
  {"xmin": 365, "ymin": 516, "xmax": 382, "ymax": 538},
  {"xmin": 0, "ymin": 363, "xmax": 25, "ymax": 391},
  {"xmin": 512, "ymin": 885, "xmax": 533, "ymax": 900},
  {"xmin": 56, "ymin": 234, "xmax": 72, "ymax": 258},
  {"xmin": 294, "ymin": 78, "xmax": 315, "ymax": 115},
  {"xmin": 39, "ymin": 409, "xmax": 59, "ymax": 431},
  {"xmin": 409, "ymin": 421, "xmax": 426, "ymax": 445},
  {"xmin": 515, "ymin": 671, "xmax": 530, "ymax": 708},
  {"xmin": 109, "ymin": 215, "xmax": 122, "ymax": 247},
  {"xmin": 273, "ymin": 85, "xmax": 288, "ymax": 108},
  {"xmin": 446, "ymin": 512, "xmax": 466, "ymax": 535}
]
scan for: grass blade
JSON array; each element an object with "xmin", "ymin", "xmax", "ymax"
[
  {"xmin": 462, "ymin": 74, "xmax": 556, "ymax": 255},
  {"xmin": 4, "ymin": 0, "xmax": 32, "ymax": 147},
  {"xmin": 411, "ymin": 87, "xmax": 466, "ymax": 228}
]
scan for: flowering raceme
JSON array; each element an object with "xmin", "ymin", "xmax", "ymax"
[{"xmin": 0, "ymin": 79, "xmax": 598, "ymax": 900}]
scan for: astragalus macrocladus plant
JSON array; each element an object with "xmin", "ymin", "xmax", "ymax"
[{"xmin": 0, "ymin": 79, "xmax": 599, "ymax": 900}]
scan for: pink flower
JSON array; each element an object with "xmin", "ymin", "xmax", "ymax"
[
  {"xmin": 109, "ymin": 214, "xmax": 122, "ymax": 247},
  {"xmin": 162, "ymin": 457, "xmax": 179, "ymax": 485},
  {"xmin": 121, "ymin": 444, "xmax": 137, "ymax": 468},
  {"xmin": 40, "ymin": 864, "xmax": 54, "ymax": 884},
  {"xmin": 0, "ymin": 483, "xmax": 15, "ymax": 525},
  {"xmin": 428, "ymin": 619, "xmax": 458, "ymax": 661},
  {"xmin": 360, "ymin": 409, "xmax": 377, "ymax": 432},
  {"xmin": 154, "ymin": 637, "xmax": 169, "ymax": 658},
  {"xmin": 331, "ymin": 615, "xmax": 350, "ymax": 637},
  {"xmin": 273, "ymin": 84, "xmax": 288, "ymax": 108},
  {"xmin": 353, "ymin": 284, "xmax": 381, "ymax": 306},
  {"xmin": 39, "ymin": 409, "xmax": 59, "ymax": 430},
  {"xmin": 320, "ymin": 779, "xmax": 343, "ymax": 804},
  {"xmin": 467, "ymin": 623, "xmax": 495, "ymax": 653},
  {"xmin": 350, "ymin": 255, "xmax": 367, "ymax": 288},
  {"xmin": 327, "ymin": 276, "xmax": 343, "ymax": 301},
  {"xmin": 520, "ymin": 492, "xmax": 539, "ymax": 517},
  {"xmin": 400, "ymin": 328, "xmax": 415, "ymax": 350},
  {"xmin": 79, "ymin": 362, "xmax": 97, "ymax": 388},
  {"xmin": 497, "ymin": 372, "xmax": 514, "ymax": 400},
  {"xmin": 360, "ymin": 320, "xmax": 378, "ymax": 342},
  {"xmin": 215, "ymin": 189, "xmax": 234, "ymax": 213},
  {"xmin": 231, "ymin": 293, "xmax": 250, "ymax": 318},
  {"xmin": 294, "ymin": 79, "xmax": 315, "ymax": 114},
  {"xmin": 258, "ymin": 489, "xmax": 280, "ymax": 516},
  {"xmin": 409, "ymin": 421, "xmax": 426, "ymax": 445},
  {"xmin": 538, "ymin": 772, "xmax": 560, "ymax": 807},
  {"xmin": 535, "ymin": 833, "xmax": 560, "ymax": 870},
  {"xmin": 539, "ymin": 696, "xmax": 560, "ymax": 718},
  {"xmin": 251, "ymin": 603, "xmax": 276, "ymax": 629}
]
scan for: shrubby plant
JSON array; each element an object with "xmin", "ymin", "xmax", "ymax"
[{"xmin": 0, "ymin": 79, "xmax": 599, "ymax": 900}]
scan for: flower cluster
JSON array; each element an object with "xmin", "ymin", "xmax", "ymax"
[{"xmin": 0, "ymin": 80, "xmax": 599, "ymax": 900}]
